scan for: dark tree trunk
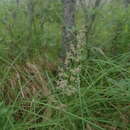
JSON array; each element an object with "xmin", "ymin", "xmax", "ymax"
[
  {"xmin": 16, "ymin": 0, "xmax": 20, "ymax": 7},
  {"xmin": 80, "ymin": 0, "xmax": 101, "ymax": 43},
  {"xmin": 27, "ymin": 0, "xmax": 35, "ymax": 28},
  {"xmin": 60, "ymin": 0, "xmax": 76, "ymax": 62},
  {"xmin": 124, "ymin": 0, "xmax": 130, "ymax": 7},
  {"xmin": 79, "ymin": 0, "xmax": 101, "ymax": 58},
  {"xmin": 86, "ymin": 0, "xmax": 101, "ymax": 39}
]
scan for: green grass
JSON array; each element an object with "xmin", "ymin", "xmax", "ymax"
[{"xmin": 0, "ymin": 53, "xmax": 130, "ymax": 130}]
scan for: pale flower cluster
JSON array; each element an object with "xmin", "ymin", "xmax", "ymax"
[{"xmin": 57, "ymin": 30, "xmax": 85, "ymax": 96}]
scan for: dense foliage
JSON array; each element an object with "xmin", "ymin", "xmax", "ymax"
[{"xmin": 0, "ymin": 0, "xmax": 130, "ymax": 129}]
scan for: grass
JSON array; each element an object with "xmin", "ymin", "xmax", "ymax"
[{"xmin": 0, "ymin": 52, "xmax": 130, "ymax": 130}]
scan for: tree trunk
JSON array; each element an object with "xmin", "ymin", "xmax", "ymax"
[
  {"xmin": 60, "ymin": 0, "xmax": 76, "ymax": 62},
  {"xmin": 80, "ymin": 0, "xmax": 101, "ymax": 43},
  {"xmin": 16, "ymin": 0, "xmax": 20, "ymax": 7},
  {"xmin": 79, "ymin": 0, "xmax": 101, "ymax": 58},
  {"xmin": 124, "ymin": 0, "xmax": 130, "ymax": 7},
  {"xmin": 27, "ymin": 0, "xmax": 35, "ymax": 28}
]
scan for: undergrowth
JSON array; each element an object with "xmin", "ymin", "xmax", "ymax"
[
  {"xmin": 1, "ymin": 29, "xmax": 130, "ymax": 129},
  {"xmin": 0, "ymin": 0, "xmax": 130, "ymax": 130}
]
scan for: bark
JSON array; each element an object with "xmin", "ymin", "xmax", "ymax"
[
  {"xmin": 60, "ymin": 0, "xmax": 76, "ymax": 61},
  {"xmin": 79, "ymin": 0, "xmax": 101, "ymax": 58},
  {"xmin": 27, "ymin": 0, "xmax": 35, "ymax": 28},
  {"xmin": 124, "ymin": 0, "xmax": 130, "ymax": 7},
  {"xmin": 80, "ymin": 0, "xmax": 101, "ymax": 43},
  {"xmin": 16, "ymin": 0, "xmax": 20, "ymax": 7},
  {"xmin": 87, "ymin": 0, "xmax": 101, "ymax": 35}
]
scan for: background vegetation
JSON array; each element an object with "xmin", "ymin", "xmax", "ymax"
[{"xmin": 0, "ymin": 0, "xmax": 130, "ymax": 129}]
